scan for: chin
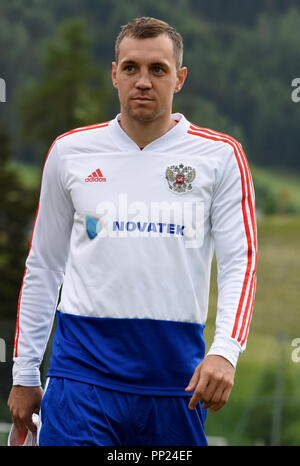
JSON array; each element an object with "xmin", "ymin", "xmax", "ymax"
[{"xmin": 127, "ymin": 108, "xmax": 161, "ymax": 123}]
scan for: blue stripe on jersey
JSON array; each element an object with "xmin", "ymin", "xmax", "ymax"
[{"xmin": 47, "ymin": 311, "xmax": 205, "ymax": 396}]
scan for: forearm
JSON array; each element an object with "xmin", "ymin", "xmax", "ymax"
[
  {"xmin": 207, "ymin": 240, "xmax": 257, "ymax": 367},
  {"xmin": 209, "ymin": 144, "xmax": 257, "ymax": 367},
  {"xmin": 13, "ymin": 265, "xmax": 64, "ymax": 386}
]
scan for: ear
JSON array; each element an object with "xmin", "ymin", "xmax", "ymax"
[
  {"xmin": 174, "ymin": 66, "xmax": 187, "ymax": 94},
  {"xmin": 112, "ymin": 61, "xmax": 118, "ymax": 88}
]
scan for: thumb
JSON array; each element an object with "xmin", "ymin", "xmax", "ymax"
[{"xmin": 185, "ymin": 366, "xmax": 201, "ymax": 392}]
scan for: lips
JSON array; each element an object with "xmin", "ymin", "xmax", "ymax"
[{"xmin": 131, "ymin": 96, "xmax": 154, "ymax": 102}]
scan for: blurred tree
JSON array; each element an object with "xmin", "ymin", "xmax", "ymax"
[
  {"xmin": 0, "ymin": 122, "xmax": 36, "ymax": 318},
  {"xmin": 187, "ymin": 0, "xmax": 300, "ymax": 24},
  {"xmin": 204, "ymin": 8, "xmax": 300, "ymax": 171},
  {"xmin": 2, "ymin": 0, "xmax": 300, "ymax": 172},
  {"xmin": 18, "ymin": 17, "xmax": 112, "ymax": 164},
  {"xmin": 252, "ymin": 178, "xmax": 278, "ymax": 215},
  {"xmin": 0, "ymin": 0, "xmax": 54, "ymax": 140}
]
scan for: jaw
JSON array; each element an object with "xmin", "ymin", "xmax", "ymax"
[{"xmin": 121, "ymin": 99, "xmax": 172, "ymax": 124}]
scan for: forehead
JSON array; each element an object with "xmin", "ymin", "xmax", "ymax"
[{"xmin": 117, "ymin": 34, "xmax": 176, "ymax": 66}]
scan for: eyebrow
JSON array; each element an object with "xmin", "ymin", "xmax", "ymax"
[{"xmin": 119, "ymin": 59, "xmax": 170, "ymax": 68}]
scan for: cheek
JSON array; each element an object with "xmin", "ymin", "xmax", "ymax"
[
  {"xmin": 117, "ymin": 78, "xmax": 133, "ymax": 96},
  {"xmin": 159, "ymin": 82, "xmax": 177, "ymax": 100},
  {"xmin": 114, "ymin": 80, "xmax": 128, "ymax": 101}
]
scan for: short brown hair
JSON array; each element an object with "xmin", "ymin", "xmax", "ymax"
[{"xmin": 115, "ymin": 17, "xmax": 183, "ymax": 70}]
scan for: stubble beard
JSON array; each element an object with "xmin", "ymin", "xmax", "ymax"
[{"xmin": 123, "ymin": 100, "xmax": 166, "ymax": 123}]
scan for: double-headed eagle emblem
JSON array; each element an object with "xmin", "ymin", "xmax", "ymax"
[{"xmin": 165, "ymin": 163, "xmax": 196, "ymax": 193}]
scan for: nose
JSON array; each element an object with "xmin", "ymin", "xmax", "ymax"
[{"xmin": 135, "ymin": 68, "xmax": 152, "ymax": 90}]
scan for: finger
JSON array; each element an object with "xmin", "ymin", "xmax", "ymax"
[
  {"xmin": 203, "ymin": 378, "xmax": 227, "ymax": 407},
  {"xmin": 12, "ymin": 407, "xmax": 36, "ymax": 434},
  {"xmin": 12, "ymin": 418, "xmax": 27, "ymax": 434},
  {"xmin": 202, "ymin": 383, "xmax": 225, "ymax": 410},
  {"xmin": 19, "ymin": 411, "xmax": 37, "ymax": 433},
  {"xmin": 188, "ymin": 372, "xmax": 210, "ymax": 410},
  {"xmin": 26, "ymin": 418, "xmax": 37, "ymax": 433},
  {"xmin": 185, "ymin": 367, "xmax": 200, "ymax": 392},
  {"xmin": 209, "ymin": 386, "xmax": 232, "ymax": 413},
  {"xmin": 199, "ymin": 378, "xmax": 219, "ymax": 409},
  {"xmin": 11, "ymin": 414, "xmax": 28, "ymax": 434}
]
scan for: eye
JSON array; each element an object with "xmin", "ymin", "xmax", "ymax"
[
  {"xmin": 124, "ymin": 65, "xmax": 135, "ymax": 73},
  {"xmin": 152, "ymin": 65, "xmax": 164, "ymax": 74}
]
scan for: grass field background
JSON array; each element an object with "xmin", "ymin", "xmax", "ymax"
[
  {"xmin": 204, "ymin": 215, "xmax": 300, "ymax": 445},
  {"xmin": 1, "ymin": 162, "xmax": 300, "ymax": 446},
  {"xmin": 252, "ymin": 165, "xmax": 300, "ymax": 214}
]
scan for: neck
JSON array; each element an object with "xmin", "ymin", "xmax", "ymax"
[{"xmin": 118, "ymin": 110, "xmax": 177, "ymax": 148}]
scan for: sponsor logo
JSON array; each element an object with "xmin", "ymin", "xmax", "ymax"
[
  {"xmin": 85, "ymin": 193, "xmax": 204, "ymax": 248},
  {"xmin": 85, "ymin": 168, "xmax": 107, "ymax": 182}
]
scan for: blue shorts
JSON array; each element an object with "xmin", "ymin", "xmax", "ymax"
[{"xmin": 38, "ymin": 377, "xmax": 207, "ymax": 446}]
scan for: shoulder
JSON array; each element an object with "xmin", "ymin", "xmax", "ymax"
[
  {"xmin": 56, "ymin": 120, "xmax": 110, "ymax": 141},
  {"xmin": 186, "ymin": 121, "xmax": 252, "ymax": 185},
  {"xmin": 186, "ymin": 121, "xmax": 243, "ymax": 153},
  {"xmin": 54, "ymin": 120, "xmax": 111, "ymax": 151}
]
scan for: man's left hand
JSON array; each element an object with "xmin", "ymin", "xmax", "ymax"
[{"xmin": 185, "ymin": 355, "xmax": 235, "ymax": 412}]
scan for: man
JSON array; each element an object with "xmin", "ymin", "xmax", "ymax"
[{"xmin": 8, "ymin": 17, "xmax": 257, "ymax": 446}]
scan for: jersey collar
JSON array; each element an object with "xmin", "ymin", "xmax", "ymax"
[{"xmin": 108, "ymin": 113, "xmax": 189, "ymax": 152}]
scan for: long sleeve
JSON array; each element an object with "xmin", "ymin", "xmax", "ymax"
[
  {"xmin": 12, "ymin": 140, "xmax": 74, "ymax": 386},
  {"xmin": 207, "ymin": 142, "xmax": 257, "ymax": 368}
]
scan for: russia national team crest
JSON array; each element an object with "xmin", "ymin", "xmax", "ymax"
[{"xmin": 165, "ymin": 163, "xmax": 196, "ymax": 193}]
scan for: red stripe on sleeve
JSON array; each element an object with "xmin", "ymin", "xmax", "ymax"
[
  {"xmin": 13, "ymin": 139, "xmax": 56, "ymax": 358},
  {"xmin": 187, "ymin": 125, "xmax": 257, "ymax": 344}
]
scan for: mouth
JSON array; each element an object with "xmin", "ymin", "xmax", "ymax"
[{"xmin": 131, "ymin": 97, "xmax": 154, "ymax": 103}]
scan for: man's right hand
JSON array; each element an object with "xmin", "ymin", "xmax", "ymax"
[{"xmin": 7, "ymin": 385, "xmax": 43, "ymax": 433}]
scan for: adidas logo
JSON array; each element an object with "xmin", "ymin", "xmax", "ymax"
[{"xmin": 85, "ymin": 168, "xmax": 107, "ymax": 182}]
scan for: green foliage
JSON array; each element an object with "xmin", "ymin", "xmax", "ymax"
[
  {"xmin": 0, "ymin": 123, "xmax": 36, "ymax": 318},
  {"xmin": 236, "ymin": 9, "xmax": 300, "ymax": 170},
  {"xmin": 254, "ymin": 179, "xmax": 279, "ymax": 215},
  {"xmin": 204, "ymin": 215, "xmax": 300, "ymax": 445},
  {"xmin": 252, "ymin": 166, "xmax": 300, "ymax": 215},
  {"xmin": 18, "ymin": 18, "xmax": 112, "ymax": 162},
  {"xmin": 1, "ymin": 1, "xmax": 300, "ymax": 172}
]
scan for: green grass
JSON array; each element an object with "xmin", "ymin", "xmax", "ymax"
[
  {"xmin": 204, "ymin": 214, "xmax": 300, "ymax": 446},
  {"xmin": 252, "ymin": 165, "xmax": 300, "ymax": 213}
]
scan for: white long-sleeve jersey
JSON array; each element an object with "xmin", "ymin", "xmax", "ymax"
[{"xmin": 12, "ymin": 113, "xmax": 257, "ymax": 395}]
